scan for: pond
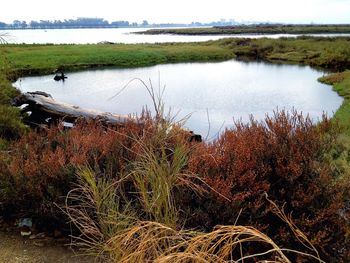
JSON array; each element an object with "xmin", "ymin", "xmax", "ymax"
[{"xmin": 14, "ymin": 60, "xmax": 343, "ymax": 138}]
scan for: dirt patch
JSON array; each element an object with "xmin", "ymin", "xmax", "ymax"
[{"xmin": 0, "ymin": 231, "xmax": 98, "ymax": 263}]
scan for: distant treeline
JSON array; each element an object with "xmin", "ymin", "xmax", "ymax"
[
  {"xmin": 0, "ymin": 18, "xmax": 138, "ymax": 29},
  {"xmin": 0, "ymin": 17, "xmax": 238, "ymax": 29}
]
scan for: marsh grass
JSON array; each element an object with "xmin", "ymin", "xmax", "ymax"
[
  {"xmin": 0, "ymin": 49, "xmax": 27, "ymax": 140},
  {"xmin": 141, "ymin": 25, "xmax": 350, "ymax": 36},
  {"xmin": 65, "ymin": 167, "xmax": 136, "ymax": 256},
  {"xmin": 319, "ymin": 70, "xmax": 350, "ymax": 134},
  {"xmin": 216, "ymin": 37, "xmax": 350, "ymax": 70},
  {"xmin": 1, "ymin": 43, "xmax": 233, "ymax": 78},
  {"xmin": 110, "ymin": 78, "xmax": 209, "ymax": 226},
  {"xmin": 130, "ymin": 133, "xmax": 190, "ymax": 226}
]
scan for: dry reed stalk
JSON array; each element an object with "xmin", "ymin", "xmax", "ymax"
[
  {"xmin": 265, "ymin": 193, "xmax": 324, "ymax": 263},
  {"xmin": 105, "ymin": 221, "xmax": 293, "ymax": 263}
]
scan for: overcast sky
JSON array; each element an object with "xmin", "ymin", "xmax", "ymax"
[{"xmin": 2, "ymin": 0, "xmax": 350, "ymax": 24}]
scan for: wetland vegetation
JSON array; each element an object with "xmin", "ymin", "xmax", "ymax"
[
  {"xmin": 140, "ymin": 24, "xmax": 350, "ymax": 35},
  {"xmin": 1, "ymin": 35, "xmax": 350, "ymax": 262}
]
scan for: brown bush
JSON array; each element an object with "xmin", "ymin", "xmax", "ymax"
[
  {"xmin": 185, "ymin": 111, "xmax": 349, "ymax": 261},
  {"xmin": 0, "ymin": 114, "xmax": 191, "ymax": 220},
  {"xmin": 0, "ymin": 119, "xmax": 143, "ymax": 220}
]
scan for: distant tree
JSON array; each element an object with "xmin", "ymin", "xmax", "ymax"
[
  {"xmin": 39, "ymin": 20, "xmax": 53, "ymax": 28},
  {"xmin": 21, "ymin": 21, "xmax": 27, "ymax": 28},
  {"xmin": 142, "ymin": 20, "xmax": 149, "ymax": 26},
  {"xmin": 75, "ymin": 18, "xmax": 108, "ymax": 28},
  {"xmin": 29, "ymin": 20, "xmax": 40, "ymax": 29},
  {"xmin": 191, "ymin": 22, "xmax": 202, "ymax": 26},
  {"xmin": 0, "ymin": 22, "xmax": 7, "ymax": 28},
  {"xmin": 111, "ymin": 21, "xmax": 130, "ymax": 27},
  {"xmin": 12, "ymin": 20, "xmax": 22, "ymax": 28}
]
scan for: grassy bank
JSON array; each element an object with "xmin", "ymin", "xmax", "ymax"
[
  {"xmin": 216, "ymin": 36, "xmax": 350, "ymax": 70},
  {"xmin": 319, "ymin": 71, "xmax": 350, "ymax": 135},
  {"xmin": 140, "ymin": 24, "xmax": 350, "ymax": 35},
  {"xmin": 0, "ymin": 51, "xmax": 27, "ymax": 145},
  {"xmin": 1, "ymin": 43, "xmax": 233, "ymax": 78},
  {"xmin": 1, "ymin": 37, "xmax": 349, "ymax": 76}
]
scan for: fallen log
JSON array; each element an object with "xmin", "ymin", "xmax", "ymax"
[
  {"xmin": 12, "ymin": 91, "xmax": 137, "ymax": 126},
  {"xmin": 12, "ymin": 91, "xmax": 202, "ymax": 141}
]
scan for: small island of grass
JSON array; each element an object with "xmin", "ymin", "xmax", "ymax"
[{"xmin": 139, "ymin": 24, "xmax": 350, "ymax": 35}]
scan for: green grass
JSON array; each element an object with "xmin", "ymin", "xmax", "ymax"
[
  {"xmin": 0, "ymin": 105, "xmax": 27, "ymax": 139},
  {"xmin": 1, "ymin": 43, "xmax": 234, "ymax": 78},
  {"xmin": 319, "ymin": 71, "xmax": 350, "ymax": 135},
  {"xmin": 140, "ymin": 24, "xmax": 350, "ymax": 35},
  {"xmin": 0, "ymin": 52, "xmax": 27, "ymax": 139},
  {"xmin": 1, "ymin": 37, "xmax": 350, "ymax": 77},
  {"xmin": 0, "ymin": 75, "xmax": 19, "ymax": 104},
  {"xmin": 217, "ymin": 37, "xmax": 350, "ymax": 70}
]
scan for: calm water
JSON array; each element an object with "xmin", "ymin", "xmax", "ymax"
[
  {"xmin": 2, "ymin": 28, "xmax": 350, "ymax": 44},
  {"xmin": 14, "ymin": 60, "xmax": 342, "ymax": 138}
]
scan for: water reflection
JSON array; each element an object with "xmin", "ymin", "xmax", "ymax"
[{"xmin": 14, "ymin": 60, "xmax": 343, "ymax": 138}]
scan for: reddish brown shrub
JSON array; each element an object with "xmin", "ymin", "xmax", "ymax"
[
  {"xmin": 0, "ymin": 119, "xmax": 143, "ymax": 219},
  {"xmin": 0, "ymin": 115, "xmax": 190, "ymax": 221},
  {"xmin": 185, "ymin": 111, "xmax": 349, "ymax": 261}
]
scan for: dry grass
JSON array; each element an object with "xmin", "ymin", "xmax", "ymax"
[
  {"xmin": 105, "ymin": 221, "xmax": 293, "ymax": 263},
  {"xmin": 103, "ymin": 217, "xmax": 326, "ymax": 262},
  {"xmin": 265, "ymin": 193, "xmax": 321, "ymax": 260},
  {"xmin": 65, "ymin": 167, "xmax": 136, "ymax": 257}
]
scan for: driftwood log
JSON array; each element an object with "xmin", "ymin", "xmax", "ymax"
[
  {"xmin": 12, "ymin": 91, "xmax": 137, "ymax": 126},
  {"xmin": 12, "ymin": 91, "xmax": 202, "ymax": 141}
]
